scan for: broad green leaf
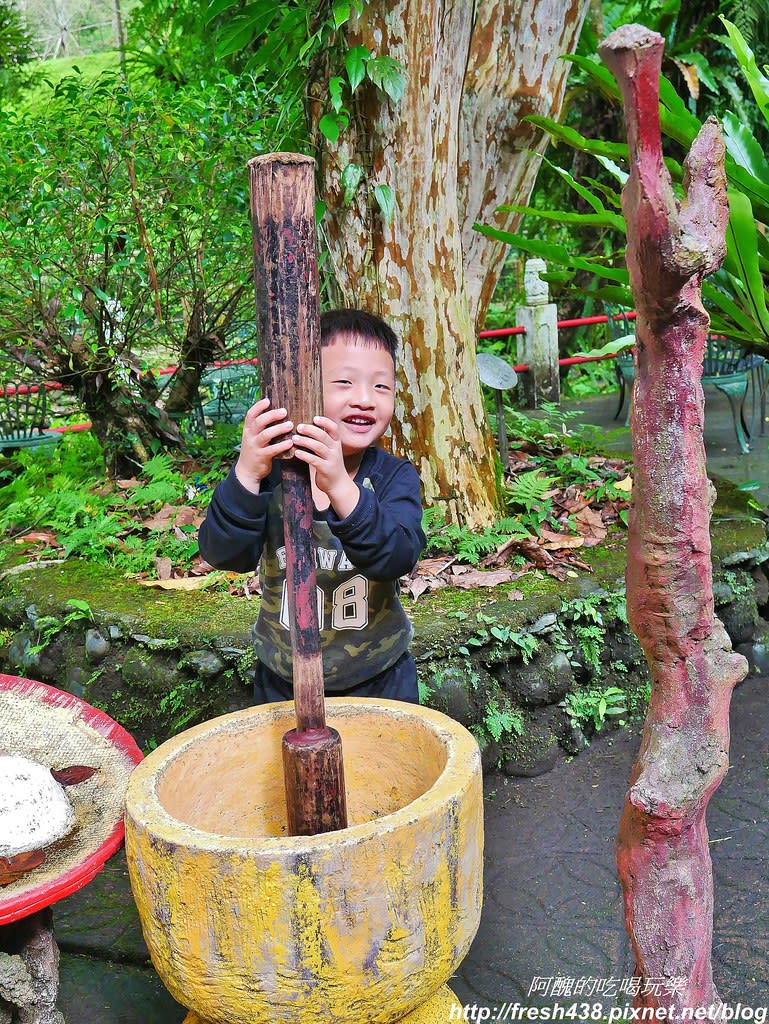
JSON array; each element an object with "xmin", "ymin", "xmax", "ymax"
[
  {"xmin": 723, "ymin": 189, "xmax": 769, "ymax": 338},
  {"xmin": 563, "ymin": 54, "xmax": 620, "ymax": 100},
  {"xmin": 328, "ymin": 76, "xmax": 345, "ymax": 113},
  {"xmin": 373, "ymin": 182, "xmax": 396, "ymax": 224},
  {"xmin": 498, "ymin": 204, "xmax": 625, "ymax": 231},
  {"xmin": 526, "ymin": 115, "xmax": 628, "ymax": 161},
  {"xmin": 341, "ymin": 162, "xmax": 364, "ymax": 205},
  {"xmin": 722, "ymin": 112, "xmax": 769, "ymax": 183},
  {"xmin": 573, "ymin": 335, "xmax": 636, "ymax": 359},
  {"xmin": 658, "ymin": 77, "xmax": 701, "ymax": 148},
  {"xmin": 594, "ymin": 155, "xmax": 628, "ymax": 187},
  {"xmin": 675, "ymin": 51, "xmax": 719, "ymax": 96},
  {"xmin": 345, "ymin": 46, "xmax": 369, "ymax": 92},
  {"xmin": 474, "ymin": 224, "xmax": 630, "ymax": 284},
  {"xmin": 332, "ymin": 1, "xmax": 351, "ymax": 28},
  {"xmin": 315, "ymin": 199, "xmax": 327, "ymax": 222},
  {"xmin": 366, "ymin": 55, "xmax": 406, "ymax": 104},
  {"xmin": 721, "ymin": 17, "xmax": 769, "ymax": 125},
  {"xmin": 702, "ymin": 278, "xmax": 769, "ymax": 345},
  {"xmin": 318, "ymin": 113, "xmax": 342, "ymax": 143},
  {"xmin": 215, "ymin": 16, "xmax": 263, "ymax": 59},
  {"xmin": 548, "ymin": 161, "xmax": 609, "ymax": 215}
]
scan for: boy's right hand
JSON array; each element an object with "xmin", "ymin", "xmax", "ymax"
[{"xmin": 234, "ymin": 398, "xmax": 294, "ymax": 494}]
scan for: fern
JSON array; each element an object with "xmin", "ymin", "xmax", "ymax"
[{"xmin": 506, "ymin": 470, "xmax": 559, "ymax": 512}]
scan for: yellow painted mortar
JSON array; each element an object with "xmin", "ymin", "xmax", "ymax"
[
  {"xmin": 124, "ymin": 698, "xmax": 483, "ymax": 1024},
  {"xmin": 184, "ymin": 983, "xmax": 460, "ymax": 1023}
]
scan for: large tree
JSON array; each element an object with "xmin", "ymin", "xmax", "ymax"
[{"xmin": 307, "ymin": 1, "xmax": 589, "ymax": 526}]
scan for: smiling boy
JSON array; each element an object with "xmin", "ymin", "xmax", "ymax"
[{"xmin": 198, "ymin": 309, "xmax": 426, "ymax": 704}]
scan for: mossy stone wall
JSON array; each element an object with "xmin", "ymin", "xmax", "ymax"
[{"xmin": 2, "ymin": 484, "xmax": 767, "ymax": 774}]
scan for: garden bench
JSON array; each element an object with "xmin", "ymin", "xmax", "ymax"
[{"xmin": 0, "ymin": 381, "xmax": 61, "ymax": 453}]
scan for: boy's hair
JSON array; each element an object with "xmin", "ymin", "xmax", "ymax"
[{"xmin": 320, "ymin": 308, "xmax": 398, "ymax": 361}]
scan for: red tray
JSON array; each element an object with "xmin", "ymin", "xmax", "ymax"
[{"xmin": 0, "ymin": 674, "xmax": 143, "ymax": 924}]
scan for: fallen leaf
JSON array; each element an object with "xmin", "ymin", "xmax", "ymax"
[
  {"xmin": 139, "ymin": 575, "xmax": 221, "ymax": 591},
  {"xmin": 452, "ymin": 568, "xmax": 517, "ymax": 589},
  {"xmin": 539, "ymin": 528, "xmax": 584, "ymax": 550},
  {"xmin": 51, "ymin": 765, "xmax": 98, "ymax": 786},
  {"xmin": 14, "ymin": 530, "xmax": 60, "ymax": 547},
  {"xmin": 154, "ymin": 557, "xmax": 173, "ymax": 580},
  {"xmin": 402, "ymin": 576, "xmax": 432, "ymax": 600},
  {"xmin": 508, "ymin": 589, "xmax": 525, "ymax": 601},
  {"xmin": 116, "ymin": 478, "xmax": 139, "ymax": 490},
  {"xmin": 416, "ymin": 556, "xmax": 457, "ymax": 576},
  {"xmin": 614, "ymin": 475, "xmax": 633, "ymax": 492},
  {"xmin": 573, "ymin": 506, "xmax": 607, "ymax": 546},
  {"xmin": 0, "ymin": 849, "xmax": 45, "ymax": 886}
]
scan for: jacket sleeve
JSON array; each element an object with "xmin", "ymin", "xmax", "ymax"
[
  {"xmin": 197, "ymin": 466, "xmax": 272, "ymax": 572},
  {"xmin": 326, "ymin": 458, "xmax": 425, "ymax": 580}
]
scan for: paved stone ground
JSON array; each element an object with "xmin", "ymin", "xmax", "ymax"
[
  {"xmin": 52, "ymin": 674, "xmax": 768, "ymax": 1022},
  {"xmin": 451, "ymin": 673, "xmax": 769, "ymax": 1012},
  {"xmin": 46, "ymin": 388, "xmax": 769, "ymax": 1020}
]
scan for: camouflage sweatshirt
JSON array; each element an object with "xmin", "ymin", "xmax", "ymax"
[{"xmin": 198, "ymin": 446, "xmax": 425, "ymax": 689}]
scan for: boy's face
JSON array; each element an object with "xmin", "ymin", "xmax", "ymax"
[{"xmin": 321, "ymin": 334, "xmax": 395, "ymax": 456}]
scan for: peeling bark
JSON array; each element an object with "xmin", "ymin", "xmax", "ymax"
[
  {"xmin": 311, "ymin": 0, "xmax": 588, "ymax": 525},
  {"xmin": 599, "ymin": 25, "xmax": 748, "ymax": 1009}
]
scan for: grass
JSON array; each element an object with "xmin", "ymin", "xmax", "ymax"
[{"xmin": 6, "ymin": 51, "xmax": 123, "ymax": 113}]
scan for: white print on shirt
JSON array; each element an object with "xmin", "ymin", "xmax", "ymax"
[
  {"xmin": 276, "ymin": 546, "xmax": 355, "ymax": 572},
  {"xmin": 279, "ymin": 575, "xmax": 369, "ymax": 632}
]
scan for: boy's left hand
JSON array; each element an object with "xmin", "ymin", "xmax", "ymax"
[{"xmin": 292, "ymin": 417, "xmax": 359, "ymax": 518}]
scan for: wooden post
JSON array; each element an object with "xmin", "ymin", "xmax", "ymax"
[
  {"xmin": 599, "ymin": 26, "xmax": 747, "ymax": 1010},
  {"xmin": 515, "ymin": 258, "xmax": 560, "ymax": 407},
  {"xmin": 248, "ymin": 153, "xmax": 348, "ymax": 837}
]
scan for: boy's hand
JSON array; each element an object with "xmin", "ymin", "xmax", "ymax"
[
  {"xmin": 234, "ymin": 398, "xmax": 294, "ymax": 493},
  {"xmin": 293, "ymin": 416, "xmax": 360, "ymax": 519}
]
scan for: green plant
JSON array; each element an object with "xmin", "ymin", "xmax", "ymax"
[
  {"xmin": 0, "ymin": 431, "xmax": 206, "ymax": 577},
  {"xmin": 483, "ymin": 695, "xmax": 524, "ymax": 743},
  {"xmin": 0, "ymin": 69, "xmax": 289, "ymax": 474},
  {"xmin": 28, "ymin": 599, "xmax": 94, "ymax": 656},
  {"xmin": 477, "ymin": 17, "xmax": 769, "ymax": 358},
  {"xmin": 159, "ymin": 677, "xmax": 206, "ymax": 733},
  {"xmin": 422, "ymin": 508, "xmax": 530, "ymax": 566},
  {"xmin": 561, "ymin": 685, "xmax": 627, "ymax": 733},
  {"xmin": 456, "ymin": 612, "xmax": 539, "ymax": 664},
  {"xmin": 559, "ymin": 593, "xmax": 606, "ymax": 673}
]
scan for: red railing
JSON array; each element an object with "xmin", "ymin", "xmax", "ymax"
[
  {"xmin": 3, "ymin": 312, "xmax": 636, "ymax": 433},
  {"xmin": 480, "ymin": 310, "xmax": 636, "ymax": 374}
]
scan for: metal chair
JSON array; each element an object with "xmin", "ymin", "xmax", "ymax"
[
  {"xmin": 200, "ymin": 362, "xmax": 260, "ymax": 426},
  {"xmin": 0, "ymin": 381, "xmax": 61, "ymax": 453},
  {"xmin": 607, "ymin": 308, "xmax": 765, "ymax": 453}
]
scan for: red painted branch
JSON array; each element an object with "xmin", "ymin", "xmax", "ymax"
[{"xmin": 599, "ymin": 24, "xmax": 746, "ymax": 1010}]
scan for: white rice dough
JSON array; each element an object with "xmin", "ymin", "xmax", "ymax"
[{"xmin": 0, "ymin": 755, "xmax": 75, "ymax": 857}]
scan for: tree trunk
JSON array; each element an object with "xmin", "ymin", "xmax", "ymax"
[
  {"xmin": 311, "ymin": 0, "xmax": 589, "ymax": 526},
  {"xmin": 599, "ymin": 25, "xmax": 748, "ymax": 1009}
]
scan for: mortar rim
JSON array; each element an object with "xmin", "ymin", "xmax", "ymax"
[{"xmin": 124, "ymin": 697, "xmax": 481, "ymax": 853}]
